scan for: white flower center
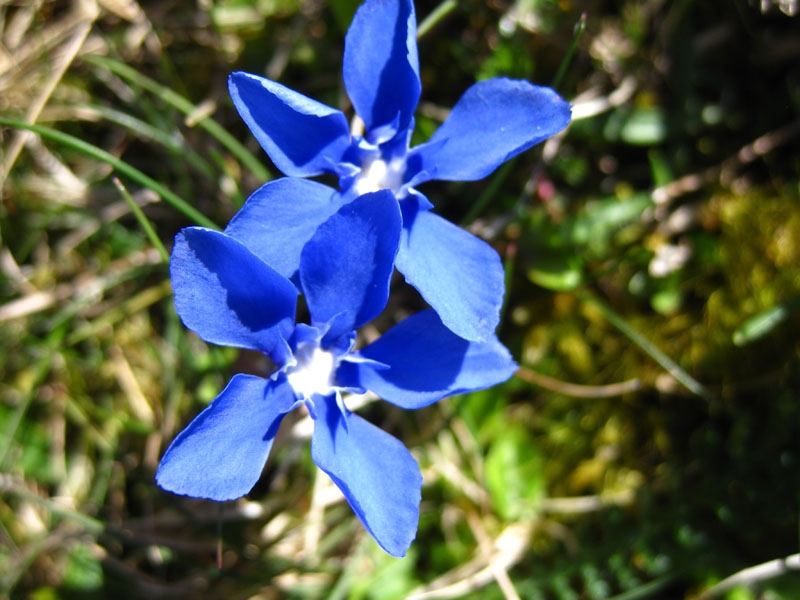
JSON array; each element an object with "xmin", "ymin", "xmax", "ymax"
[
  {"xmin": 353, "ymin": 156, "xmax": 405, "ymax": 195},
  {"xmin": 286, "ymin": 344, "xmax": 336, "ymax": 399}
]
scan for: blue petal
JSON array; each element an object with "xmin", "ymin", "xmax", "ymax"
[
  {"xmin": 343, "ymin": 0, "xmax": 420, "ymax": 143},
  {"xmin": 170, "ymin": 228, "xmax": 297, "ymax": 357},
  {"xmin": 348, "ymin": 309, "xmax": 517, "ymax": 409},
  {"xmin": 229, "ymin": 71, "xmax": 351, "ymax": 177},
  {"xmin": 394, "ymin": 206, "xmax": 505, "ymax": 342},
  {"xmin": 310, "ymin": 394, "xmax": 421, "ymax": 557},
  {"xmin": 156, "ymin": 374, "xmax": 298, "ymax": 501},
  {"xmin": 409, "ymin": 78, "xmax": 572, "ymax": 182},
  {"xmin": 225, "ymin": 179, "xmax": 345, "ymax": 281},
  {"xmin": 300, "ymin": 190, "xmax": 401, "ymax": 341}
]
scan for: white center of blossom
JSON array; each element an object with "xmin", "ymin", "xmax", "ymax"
[
  {"xmin": 286, "ymin": 344, "xmax": 337, "ymax": 399},
  {"xmin": 353, "ymin": 156, "xmax": 406, "ymax": 195}
]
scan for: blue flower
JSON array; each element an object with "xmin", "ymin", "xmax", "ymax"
[
  {"xmin": 227, "ymin": 0, "xmax": 572, "ymax": 343},
  {"xmin": 156, "ymin": 190, "xmax": 518, "ymax": 557}
]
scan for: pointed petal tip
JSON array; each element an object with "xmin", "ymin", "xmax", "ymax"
[
  {"xmin": 155, "ymin": 375, "xmax": 296, "ymax": 502},
  {"xmin": 170, "ymin": 227, "xmax": 298, "ymax": 356},
  {"xmin": 356, "ymin": 309, "xmax": 517, "ymax": 409},
  {"xmin": 310, "ymin": 396, "xmax": 421, "ymax": 557},
  {"xmin": 224, "ymin": 178, "xmax": 344, "ymax": 281},
  {"xmin": 300, "ymin": 190, "xmax": 401, "ymax": 340},
  {"xmin": 155, "ymin": 469, "xmax": 242, "ymax": 503},
  {"xmin": 411, "ymin": 77, "xmax": 572, "ymax": 183},
  {"xmin": 343, "ymin": 0, "xmax": 420, "ymax": 138},
  {"xmin": 228, "ymin": 71, "xmax": 351, "ymax": 177},
  {"xmin": 395, "ymin": 210, "xmax": 505, "ymax": 342}
]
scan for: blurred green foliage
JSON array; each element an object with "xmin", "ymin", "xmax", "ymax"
[{"xmin": 1, "ymin": 0, "xmax": 799, "ymax": 598}]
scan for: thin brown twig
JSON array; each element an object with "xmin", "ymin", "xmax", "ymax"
[
  {"xmin": 406, "ymin": 522, "xmax": 532, "ymax": 600},
  {"xmin": 0, "ymin": 246, "xmax": 162, "ymax": 321},
  {"xmin": 699, "ymin": 553, "xmax": 800, "ymax": 599},
  {"xmin": 1, "ymin": 1, "xmax": 98, "ymax": 181},
  {"xmin": 515, "ymin": 366, "xmax": 642, "ymax": 398},
  {"xmin": 465, "ymin": 511, "xmax": 521, "ymax": 600},
  {"xmin": 651, "ymin": 119, "xmax": 800, "ymax": 207},
  {"xmin": 538, "ymin": 489, "xmax": 636, "ymax": 514}
]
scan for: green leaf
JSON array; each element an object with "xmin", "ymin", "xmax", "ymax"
[
  {"xmin": 605, "ymin": 107, "xmax": 667, "ymax": 146},
  {"xmin": 733, "ymin": 296, "xmax": 800, "ymax": 346},
  {"xmin": 63, "ymin": 543, "xmax": 103, "ymax": 592},
  {"xmin": 485, "ymin": 425, "xmax": 545, "ymax": 519},
  {"xmin": 650, "ymin": 287, "xmax": 683, "ymax": 315},
  {"xmin": 527, "ymin": 253, "xmax": 584, "ymax": 291},
  {"xmin": 569, "ymin": 194, "xmax": 652, "ymax": 254}
]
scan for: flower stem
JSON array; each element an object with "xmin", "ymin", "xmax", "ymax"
[
  {"xmin": 417, "ymin": 0, "xmax": 457, "ymax": 39},
  {"xmin": 551, "ymin": 12, "xmax": 587, "ymax": 91}
]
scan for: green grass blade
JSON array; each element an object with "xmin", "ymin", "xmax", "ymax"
[
  {"xmin": 0, "ymin": 325, "xmax": 67, "ymax": 468},
  {"xmin": 417, "ymin": 0, "xmax": 458, "ymax": 39},
  {"xmin": 578, "ymin": 290, "xmax": 712, "ymax": 400},
  {"xmin": 113, "ymin": 177, "xmax": 170, "ymax": 262},
  {"xmin": 551, "ymin": 12, "xmax": 587, "ymax": 91},
  {"xmin": 461, "ymin": 158, "xmax": 516, "ymax": 225},
  {"xmin": 65, "ymin": 103, "xmax": 218, "ymax": 180},
  {"xmin": 66, "ymin": 280, "xmax": 172, "ymax": 346},
  {"xmin": 607, "ymin": 574, "xmax": 682, "ymax": 600},
  {"xmin": 0, "ymin": 118, "xmax": 218, "ymax": 229},
  {"xmin": 3, "ymin": 483, "xmax": 105, "ymax": 536},
  {"xmin": 83, "ymin": 54, "xmax": 272, "ymax": 182}
]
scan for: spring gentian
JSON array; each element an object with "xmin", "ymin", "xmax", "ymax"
[
  {"xmin": 156, "ymin": 191, "xmax": 518, "ymax": 557},
  {"xmin": 227, "ymin": 0, "xmax": 571, "ymax": 343}
]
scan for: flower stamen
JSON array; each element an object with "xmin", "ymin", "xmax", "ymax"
[
  {"xmin": 286, "ymin": 343, "xmax": 337, "ymax": 399},
  {"xmin": 353, "ymin": 156, "xmax": 406, "ymax": 195}
]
